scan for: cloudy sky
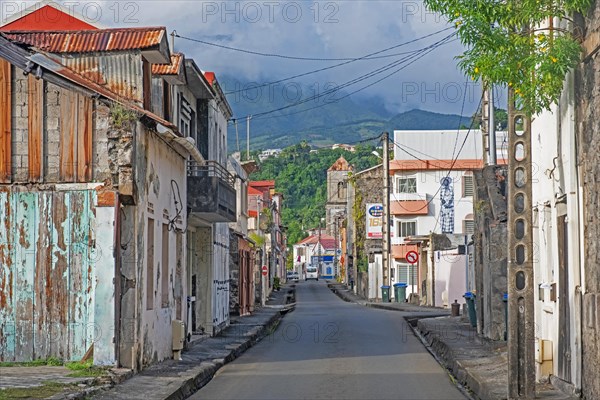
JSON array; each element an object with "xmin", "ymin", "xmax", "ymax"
[{"xmin": 4, "ymin": 1, "xmax": 503, "ymax": 117}]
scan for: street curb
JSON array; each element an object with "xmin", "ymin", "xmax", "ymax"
[
  {"xmin": 328, "ymin": 283, "xmax": 478, "ymax": 400},
  {"xmin": 163, "ymin": 305, "xmax": 289, "ymax": 400},
  {"xmin": 409, "ymin": 319, "xmax": 478, "ymax": 400}
]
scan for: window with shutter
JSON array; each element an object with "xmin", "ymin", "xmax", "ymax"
[{"xmin": 463, "ymin": 175, "xmax": 474, "ymax": 197}]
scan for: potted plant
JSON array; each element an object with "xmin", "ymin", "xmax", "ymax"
[{"xmin": 273, "ymin": 276, "xmax": 281, "ymax": 291}]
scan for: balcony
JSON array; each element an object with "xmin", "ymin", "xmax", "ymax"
[
  {"xmin": 390, "ymin": 200, "xmax": 430, "ymax": 216},
  {"xmin": 391, "ymin": 243, "xmax": 420, "ymax": 260},
  {"xmin": 187, "ymin": 160, "xmax": 236, "ymax": 223}
]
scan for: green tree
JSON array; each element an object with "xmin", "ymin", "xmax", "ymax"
[
  {"xmin": 424, "ymin": 0, "xmax": 591, "ymax": 114},
  {"xmin": 250, "ymin": 144, "xmax": 380, "ymax": 246}
]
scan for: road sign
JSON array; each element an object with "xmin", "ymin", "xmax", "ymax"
[
  {"xmin": 261, "ymin": 266, "xmax": 268, "ymax": 276},
  {"xmin": 405, "ymin": 250, "xmax": 419, "ymax": 264}
]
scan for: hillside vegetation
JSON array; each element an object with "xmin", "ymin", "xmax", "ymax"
[{"xmin": 250, "ymin": 142, "xmax": 380, "ymax": 245}]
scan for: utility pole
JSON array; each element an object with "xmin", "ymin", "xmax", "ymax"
[
  {"xmin": 246, "ymin": 115, "xmax": 252, "ymax": 161},
  {"xmin": 334, "ymin": 215, "xmax": 338, "ymax": 280},
  {"xmin": 318, "ymin": 218, "xmax": 322, "ymax": 276},
  {"xmin": 507, "ymin": 88, "xmax": 535, "ymax": 398},
  {"xmin": 382, "ymin": 132, "xmax": 391, "ymax": 301},
  {"xmin": 489, "ymin": 85, "xmax": 497, "ymax": 164}
]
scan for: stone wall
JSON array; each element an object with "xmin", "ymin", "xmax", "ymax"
[
  {"xmin": 473, "ymin": 165, "xmax": 508, "ymax": 341},
  {"xmin": 350, "ymin": 165, "xmax": 383, "ymax": 298},
  {"xmin": 576, "ymin": 3, "xmax": 600, "ymax": 397}
]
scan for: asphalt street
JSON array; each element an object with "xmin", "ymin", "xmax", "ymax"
[{"xmin": 189, "ymin": 281, "xmax": 466, "ymax": 400}]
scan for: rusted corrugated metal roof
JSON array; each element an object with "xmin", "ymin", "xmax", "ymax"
[
  {"xmin": 4, "ymin": 27, "xmax": 166, "ymax": 53},
  {"xmin": 29, "ymin": 52, "xmax": 178, "ymax": 133},
  {"xmin": 152, "ymin": 53, "xmax": 183, "ymax": 75}
]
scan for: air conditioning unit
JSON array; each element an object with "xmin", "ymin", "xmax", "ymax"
[{"xmin": 172, "ymin": 320, "xmax": 185, "ymax": 354}]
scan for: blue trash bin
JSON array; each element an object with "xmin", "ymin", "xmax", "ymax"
[
  {"xmin": 381, "ymin": 285, "xmax": 391, "ymax": 303},
  {"xmin": 463, "ymin": 292, "xmax": 477, "ymax": 328},
  {"xmin": 393, "ymin": 283, "xmax": 407, "ymax": 303}
]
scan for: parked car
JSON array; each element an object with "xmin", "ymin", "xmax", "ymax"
[
  {"xmin": 286, "ymin": 271, "xmax": 300, "ymax": 282},
  {"xmin": 305, "ymin": 266, "xmax": 319, "ymax": 281}
]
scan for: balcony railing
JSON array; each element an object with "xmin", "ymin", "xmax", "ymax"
[
  {"xmin": 187, "ymin": 160, "xmax": 236, "ymax": 223},
  {"xmin": 187, "ymin": 160, "xmax": 235, "ymax": 188}
]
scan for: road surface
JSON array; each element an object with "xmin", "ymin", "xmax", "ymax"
[{"xmin": 189, "ymin": 281, "xmax": 466, "ymax": 399}]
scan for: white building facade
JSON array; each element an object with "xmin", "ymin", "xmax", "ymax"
[
  {"xmin": 530, "ymin": 69, "xmax": 583, "ymax": 388},
  {"xmin": 389, "ymin": 130, "xmax": 487, "ymax": 299}
]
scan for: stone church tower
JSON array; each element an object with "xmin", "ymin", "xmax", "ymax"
[{"xmin": 326, "ymin": 156, "xmax": 352, "ymax": 235}]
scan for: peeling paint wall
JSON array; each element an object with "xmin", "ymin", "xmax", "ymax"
[
  {"xmin": 0, "ymin": 189, "xmax": 114, "ymax": 362},
  {"xmin": 139, "ymin": 129, "xmax": 187, "ymax": 367},
  {"xmin": 0, "ymin": 59, "xmax": 117, "ymax": 364},
  {"xmin": 116, "ymin": 122, "xmax": 188, "ymax": 370}
]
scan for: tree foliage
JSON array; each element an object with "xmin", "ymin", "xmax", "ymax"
[
  {"xmin": 250, "ymin": 142, "xmax": 380, "ymax": 245},
  {"xmin": 424, "ymin": 0, "xmax": 591, "ymax": 115}
]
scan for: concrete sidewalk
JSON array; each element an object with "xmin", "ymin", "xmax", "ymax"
[
  {"xmin": 0, "ymin": 285, "xmax": 295, "ymax": 400},
  {"xmin": 328, "ymin": 283, "xmax": 576, "ymax": 400},
  {"xmin": 90, "ymin": 285, "xmax": 295, "ymax": 400}
]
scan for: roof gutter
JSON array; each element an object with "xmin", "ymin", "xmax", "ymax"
[{"xmin": 156, "ymin": 124, "xmax": 205, "ymax": 164}]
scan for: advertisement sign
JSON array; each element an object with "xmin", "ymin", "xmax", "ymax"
[{"xmin": 366, "ymin": 203, "xmax": 383, "ymax": 239}]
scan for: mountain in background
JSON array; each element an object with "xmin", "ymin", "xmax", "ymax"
[{"xmin": 220, "ymin": 75, "xmax": 469, "ymax": 150}]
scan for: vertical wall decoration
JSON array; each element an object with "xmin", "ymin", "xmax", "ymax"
[{"xmin": 440, "ymin": 176, "xmax": 455, "ymax": 233}]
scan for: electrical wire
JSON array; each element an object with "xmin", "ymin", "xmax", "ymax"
[
  {"xmin": 386, "ymin": 93, "xmax": 485, "ymax": 214},
  {"xmin": 249, "ymin": 33, "xmax": 457, "ymax": 121},
  {"xmin": 222, "ymin": 27, "xmax": 455, "ymax": 95},
  {"xmin": 175, "ymin": 27, "xmax": 454, "ymax": 62}
]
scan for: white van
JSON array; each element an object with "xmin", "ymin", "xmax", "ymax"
[{"xmin": 305, "ymin": 265, "xmax": 319, "ymax": 281}]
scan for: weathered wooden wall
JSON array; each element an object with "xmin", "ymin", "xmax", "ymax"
[{"xmin": 0, "ymin": 189, "xmax": 97, "ymax": 362}]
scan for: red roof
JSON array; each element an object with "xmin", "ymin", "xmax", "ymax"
[
  {"xmin": 248, "ymin": 187, "xmax": 263, "ymax": 196},
  {"xmin": 204, "ymin": 71, "xmax": 216, "ymax": 85},
  {"xmin": 297, "ymin": 234, "xmax": 336, "ymax": 250},
  {"xmin": 4, "ymin": 27, "xmax": 166, "ymax": 53},
  {"xmin": 328, "ymin": 156, "xmax": 352, "ymax": 171},
  {"xmin": 152, "ymin": 53, "xmax": 183, "ymax": 75},
  {"xmin": 250, "ymin": 180, "xmax": 275, "ymax": 188},
  {"xmin": 0, "ymin": 5, "xmax": 98, "ymax": 32}
]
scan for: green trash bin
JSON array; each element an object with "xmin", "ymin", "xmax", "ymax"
[
  {"xmin": 381, "ymin": 285, "xmax": 391, "ymax": 303},
  {"xmin": 463, "ymin": 292, "xmax": 477, "ymax": 328},
  {"xmin": 393, "ymin": 283, "xmax": 407, "ymax": 303}
]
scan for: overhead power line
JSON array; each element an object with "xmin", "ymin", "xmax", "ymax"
[
  {"xmin": 175, "ymin": 27, "xmax": 454, "ymax": 62},
  {"xmin": 250, "ymin": 33, "xmax": 457, "ymax": 121},
  {"xmin": 387, "ymin": 93, "xmax": 485, "ymax": 213}
]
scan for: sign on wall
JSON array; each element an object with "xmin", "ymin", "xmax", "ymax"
[{"xmin": 366, "ymin": 203, "xmax": 383, "ymax": 238}]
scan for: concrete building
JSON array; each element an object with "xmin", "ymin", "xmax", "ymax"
[
  {"xmin": 325, "ymin": 157, "xmax": 352, "ymax": 237},
  {"xmin": 0, "ymin": 4, "xmax": 239, "ymax": 368},
  {"xmin": 293, "ymin": 232, "xmax": 336, "ymax": 280},
  {"xmin": 247, "ymin": 181, "xmax": 286, "ymax": 302},
  {"xmin": 227, "ymin": 154, "xmax": 255, "ymax": 317},
  {"xmin": 0, "ymin": 27, "xmax": 205, "ymax": 370},
  {"xmin": 389, "ymin": 130, "xmax": 490, "ymax": 301},
  {"xmin": 530, "ymin": 58, "xmax": 583, "ymax": 390},
  {"xmin": 346, "ymin": 164, "xmax": 383, "ymax": 300},
  {"xmin": 170, "ymin": 65, "xmax": 234, "ymax": 337}
]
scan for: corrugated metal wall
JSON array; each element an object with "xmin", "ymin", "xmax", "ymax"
[
  {"xmin": 0, "ymin": 189, "xmax": 98, "ymax": 362},
  {"xmin": 61, "ymin": 52, "xmax": 143, "ymax": 103}
]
